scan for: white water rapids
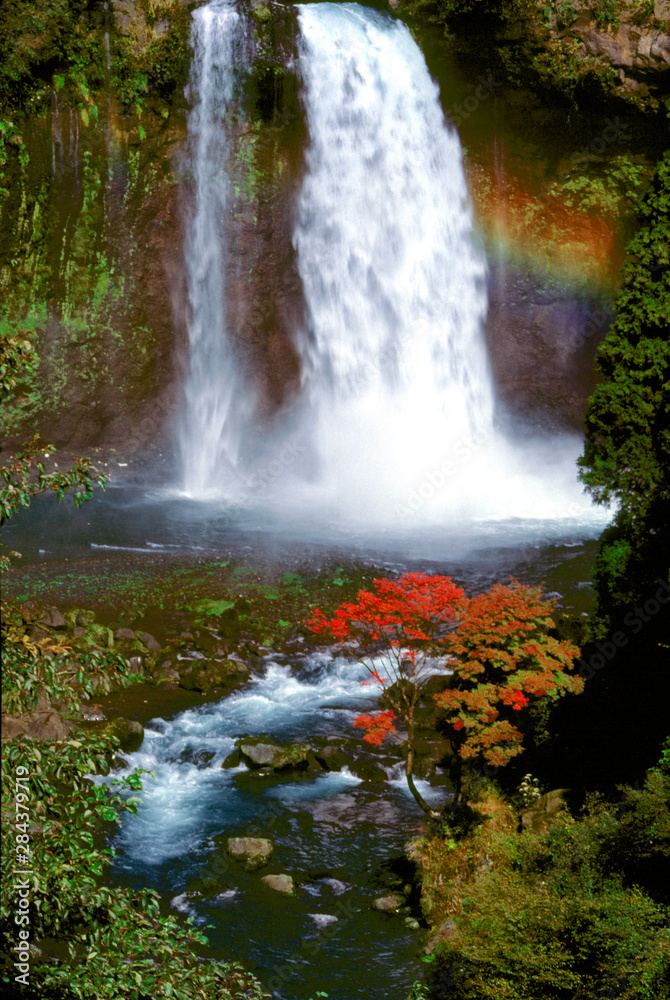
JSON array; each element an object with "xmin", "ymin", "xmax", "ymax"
[{"xmin": 177, "ymin": 1, "xmax": 608, "ymax": 543}]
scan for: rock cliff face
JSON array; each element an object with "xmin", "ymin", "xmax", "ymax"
[
  {"xmin": 2, "ymin": 0, "xmax": 654, "ymax": 458},
  {"xmin": 546, "ymin": 0, "xmax": 670, "ymax": 107}
]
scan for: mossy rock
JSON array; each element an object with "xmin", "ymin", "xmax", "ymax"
[
  {"xmin": 104, "ymin": 718, "xmax": 144, "ymax": 753},
  {"xmin": 235, "ymin": 736, "xmax": 315, "ymax": 771}
]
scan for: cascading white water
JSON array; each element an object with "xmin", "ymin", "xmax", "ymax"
[
  {"xmin": 280, "ymin": 2, "xmax": 600, "ymax": 530},
  {"xmin": 178, "ymin": 1, "xmax": 253, "ymax": 498},
  {"xmin": 291, "ymin": 2, "xmax": 495, "ymax": 521},
  {"xmin": 176, "ymin": 0, "xmax": 605, "ymax": 541}
]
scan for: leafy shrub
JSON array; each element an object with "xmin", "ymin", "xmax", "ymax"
[{"xmin": 423, "ymin": 746, "xmax": 670, "ymax": 999}]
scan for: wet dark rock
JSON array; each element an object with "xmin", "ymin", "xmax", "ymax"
[
  {"xmin": 37, "ymin": 607, "xmax": 66, "ymax": 629},
  {"xmin": 222, "ymin": 749, "xmax": 242, "ymax": 769},
  {"xmin": 314, "ymin": 744, "xmax": 353, "ymax": 772},
  {"xmin": 227, "ymin": 837, "xmax": 274, "ymax": 870},
  {"xmin": 178, "ymin": 659, "xmax": 251, "ymax": 693},
  {"xmin": 1, "ymin": 710, "xmax": 73, "ymax": 742},
  {"xmin": 235, "ymin": 736, "xmax": 315, "ymax": 771},
  {"xmin": 351, "ymin": 759, "xmax": 388, "ymax": 783},
  {"xmin": 103, "ymin": 718, "xmax": 144, "ymax": 753}
]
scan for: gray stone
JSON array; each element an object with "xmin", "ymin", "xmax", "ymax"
[
  {"xmin": 261, "ymin": 873, "xmax": 295, "ymax": 894},
  {"xmin": 227, "ymin": 837, "xmax": 274, "ymax": 871},
  {"xmin": 372, "ymin": 892, "xmax": 405, "ymax": 912},
  {"xmin": 37, "ymin": 607, "xmax": 66, "ymax": 629},
  {"xmin": 114, "ymin": 628, "xmax": 137, "ymax": 641},
  {"xmin": 521, "ymin": 788, "xmax": 570, "ymax": 832},
  {"xmin": 236, "ymin": 737, "xmax": 314, "ymax": 771},
  {"xmin": 139, "ymin": 631, "xmax": 161, "ymax": 651},
  {"xmin": 1, "ymin": 710, "xmax": 72, "ymax": 742}
]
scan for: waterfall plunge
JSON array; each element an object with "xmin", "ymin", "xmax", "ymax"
[{"xmin": 283, "ymin": 2, "xmax": 594, "ymax": 529}]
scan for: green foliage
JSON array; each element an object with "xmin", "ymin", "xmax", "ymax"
[
  {"xmin": 427, "ymin": 745, "xmax": 670, "ymax": 999},
  {"xmin": 0, "ymin": 731, "xmax": 267, "ymax": 999},
  {"xmin": 0, "ymin": 433, "xmax": 106, "ymax": 568},
  {"xmin": 550, "ymin": 155, "xmax": 652, "ymax": 219},
  {"xmin": 578, "ymin": 151, "xmax": 670, "ymax": 624},
  {"xmin": 1, "ymin": 640, "xmax": 136, "ymax": 716}
]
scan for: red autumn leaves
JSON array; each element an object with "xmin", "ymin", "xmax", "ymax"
[{"xmin": 308, "ymin": 573, "xmax": 583, "ymax": 770}]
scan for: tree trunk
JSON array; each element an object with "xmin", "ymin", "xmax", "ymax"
[{"xmin": 405, "ymin": 728, "xmax": 440, "ymax": 819}]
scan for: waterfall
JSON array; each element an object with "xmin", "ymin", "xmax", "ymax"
[
  {"xmin": 178, "ymin": 1, "xmax": 252, "ymax": 498},
  {"xmin": 281, "ymin": 2, "xmax": 594, "ymax": 528},
  {"xmin": 176, "ymin": 0, "xmax": 600, "ymax": 535},
  {"xmin": 288, "ymin": 3, "xmax": 494, "ymax": 522}
]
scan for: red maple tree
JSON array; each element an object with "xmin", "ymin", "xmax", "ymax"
[{"xmin": 308, "ymin": 574, "xmax": 582, "ymax": 813}]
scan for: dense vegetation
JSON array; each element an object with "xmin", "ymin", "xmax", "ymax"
[
  {"xmin": 403, "ymin": 0, "xmax": 669, "ymax": 113},
  {"xmin": 414, "ymin": 741, "xmax": 670, "ymax": 999},
  {"xmin": 579, "ymin": 151, "xmax": 670, "ymax": 632}
]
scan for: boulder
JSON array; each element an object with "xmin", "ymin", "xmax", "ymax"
[
  {"xmin": 351, "ymin": 759, "xmax": 388, "ymax": 783},
  {"xmin": 222, "ymin": 750, "xmax": 242, "ymax": 769},
  {"xmin": 314, "ymin": 744, "xmax": 352, "ymax": 772},
  {"xmin": 372, "ymin": 892, "xmax": 405, "ymax": 912},
  {"xmin": 521, "ymin": 788, "xmax": 571, "ymax": 832},
  {"xmin": 179, "ymin": 659, "xmax": 251, "ymax": 693},
  {"xmin": 1, "ymin": 710, "xmax": 72, "ymax": 742},
  {"xmin": 227, "ymin": 837, "xmax": 274, "ymax": 871},
  {"xmin": 114, "ymin": 627, "xmax": 136, "ymax": 642},
  {"xmin": 139, "ymin": 631, "xmax": 161, "ymax": 651},
  {"xmin": 261, "ymin": 873, "xmax": 295, "ymax": 894},
  {"xmin": 235, "ymin": 737, "xmax": 314, "ymax": 771},
  {"xmin": 37, "ymin": 607, "xmax": 66, "ymax": 629},
  {"xmin": 103, "ymin": 718, "xmax": 144, "ymax": 753}
]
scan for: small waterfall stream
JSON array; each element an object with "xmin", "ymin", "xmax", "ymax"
[{"xmin": 178, "ymin": 1, "xmax": 253, "ymax": 498}]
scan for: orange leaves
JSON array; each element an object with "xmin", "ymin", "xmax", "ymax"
[
  {"xmin": 353, "ymin": 710, "xmax": 397, "ymax": 745},
  {"xmin": 306, "ymin": 573, "xmax": 465, "ymax": 652},
  {"xmin": 309, "ymin": 573, "xmax": 583, "ymax": 773}
]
